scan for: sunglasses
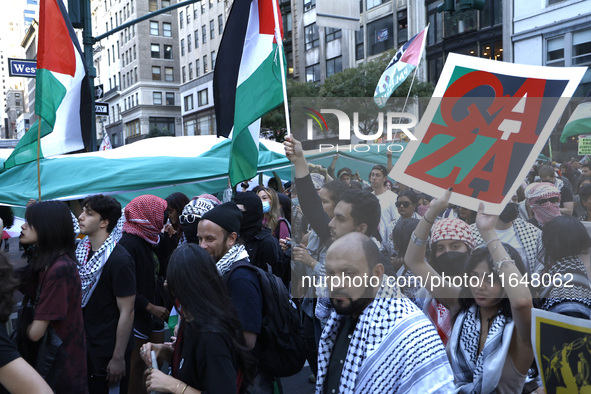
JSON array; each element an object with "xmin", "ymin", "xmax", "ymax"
[
  {"xmin": 535, "ymin": 197, "xmax": 559, "ymax": 205},
  {"xmin": 395, "ymin": 201, "xmax": 411, "ymax": 208},
  {"xmin": 179, "ymin": 214, "xmax": 200, "ymax": 225}
]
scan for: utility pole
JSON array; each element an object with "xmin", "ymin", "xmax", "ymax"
[{"xmin": 74, "ymin": 0, "xmax": 201, "ymax": 151}]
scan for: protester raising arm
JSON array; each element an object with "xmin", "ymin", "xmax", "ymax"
[{"xmin": 404, "ymin": 188, "xmax": 462, "ymax": 314}]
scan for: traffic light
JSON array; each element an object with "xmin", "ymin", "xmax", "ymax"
[
  {"xmin": 437, "ymin": 0, "xmax": 455, "ymax": 13},
  {"xmin": 68, "ymin": 0, "xmax": 84, "ymax": 28},
  {"xmin": 459, "ymin": 0, "xmax": 486, "ymax": 11}
]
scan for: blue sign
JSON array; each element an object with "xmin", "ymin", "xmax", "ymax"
[{"xmin": 8, "ymin": 58, "xmax": 37, "ymax": 78}]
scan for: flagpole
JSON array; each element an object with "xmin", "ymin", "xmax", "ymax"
[
  {"xmin": 36, "ymin": 122, "xmax": 42, "ymax": 201},
  {"xmin": 270, "ymin": 0, "xmax": 291, "ymax": 136},
  {"xmin": 401, "ymin": 67, "xmax": 419, "ymax": 115}
]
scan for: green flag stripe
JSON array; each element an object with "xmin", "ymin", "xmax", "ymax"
[
  {"xmin": 234, "ymin": 47, "xmax": 284, "ymax": 134},
  {"xmin": 229, "ymin": 128, "xmax": 258, "ymax": 186}
]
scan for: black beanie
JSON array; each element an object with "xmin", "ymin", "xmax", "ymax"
[{"xmin": 201, "ymin": 202, "xmax": 242, "ymax": 235}]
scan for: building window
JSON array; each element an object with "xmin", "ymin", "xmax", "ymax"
[
  {"xmin": 204, "ymin": 55, "xmax": 209, "ymax": 73},
  {"xmin": 187, "ymin": 34, "xmax": 192, "ymax": 52},
  {"xmin": 153, "ymin": 92, "xmax": 162, "ymax": 105},
  {"xmin": 305, "ymin": 24, "xmax": 319, "ymax": 50},
  {"xmin": 196, "ymin": 59, "xmax": 200, "ymax": 76},
  {"xmin": 125, "ymin": 119, "xmax": 140, "ymax": 138},
  {"xmin": 162, "ymin": 0, "xmax": 170, "ymax": 9},
  {"xmin": 210, "ymin": 20, "xmax": 215, "ymax": 39},
  {"xmin": 325, "ymin": 27, "xmax": 341, "ymax": 43},
  {"xmin": 573, "ymin": 29, "xmax": 591, "ymax": 65},
  {"xmin": 150, "ymin": 21, "xmax": 158, "ymax": 35},
  {"xmin": 181, "ymin": 39, "xmax": 185, "ymax": 55},
  {"xmin": 134, "ymin": 45, "xmax": 137, "ymax": 59},
  {"xmin": 164, "ymin": 45, "xmax": 172, "ymax": 59},
  {"xmin": 355, "ymin": 27, "xmax": 364, "ymax": 60},
  {"xmin": 444, "ymin": 9, "xmax": 477, "ymax": 37},
  {"xmin": 202, "ymin": 25, "xmax": 207, "ymax": 44},
  {"xmin": 211, "ymin": 51, "xmax": 216, "ymax": 68},
  {"xmin": 195, "ymin": 30, "xmax": 199, "ymax": 49},
  {"xmin": 186, "ymin": 6, "xmax": 190, "ymax": 23},
  {"xmin": 306, "ymin": 63, "xmax": 320, "ymax": 82},
  {"xmin": 180, "ymin": 11, "xmax": 184, "ymax": 28},
  {"xmin": 283, "ymin": 12, "xmax": 292, "ymax": 34},
  {"xmin": 163, "ymin": 22, "xmax": 172, "ymax": 37},
  {"xmin": 184, "ymin": 94, "xmax": 194, "ymax": 111},
  {"xmin": 427, "ymin": 12, "xmax": 443, "ymax": 45},
  {"xmin": 367, "ymin": 0, "xmax": 384, "ymax": 10},
  {"xmin": 194, "ymin": 5, "xmax": 198, "ymax": 19},
  {"xmin": 189, "ymin": 63, "xmax": 193, "ymax": 79},
  {"xmin": 218, "ymin": 15, "xmax": 223, "ymax": 34},
  {"xmin": 149, "ymin": 0, "xmax": 157, "ymax": 12},
  {"xmin": 151, "ymin": 44, "xmax": 160, "ymax": 58},
  {"xmin": 547, "ymin": 36, "xmax": 565, "ymax": 66},
  {"xmin": 326, "ymin": 56, "xmax": 342, "ymax": 77},
  {"xmin": 198, "ymin": 89, "xmax": 208, "ymax": 106},
  {"xmin": 397, "ymin": 10, "xmax": 407, "ymax": 45},
  {"xmin": 304, "ymin": 0, "xmax": 315, "ymax": 11},
  {"xmin": 209, "ymin": 0, "xmax": 213, "ymax": 8},
  {"xmin": 166, "ymin": 92, "xmax": 175, "ymax": 105},
  {"xmin": 182, "ymin": 66, "xmax": 186, "ymax": 83},
  {"xmin": 152, "ymin": 66, "xmax": 161, "ymax": 80},
  {"xmin": 165, "ymin": 67, "xmax": 174, "ymax": 81},
  {"xmin": 185, "ymin": 119, "xmax": 196, "ymax": 136},
  {"xmin": 150, "ymin": 117, "xmax": 175, "ymax": 135},
  {"xmin": 368, "ymin": 16, "xmax": 394, "ymax": 56}
]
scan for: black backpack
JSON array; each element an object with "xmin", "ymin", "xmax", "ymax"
[{"xmin": 224, "ymin": 261, "xmax": 306, "ymax": 377}]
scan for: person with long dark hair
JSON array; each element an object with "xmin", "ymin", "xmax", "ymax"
[
  {"xmin": 141, "ymin": 244, "xmax": 254, "ymax": 393},
  {"xmin": 0, "ymin": 248, "xmax": 52, "ymax": 394},
  {"xmin": 540, "ymin": 215, "xmax": 591, "ymax": 318},
  {"xmin": 19, "ymin": 201, "xmax": 87, "ymax": 393},
  {"xmin": 405, "ymin": 190, "xmax": 534, "ymax": 392}
]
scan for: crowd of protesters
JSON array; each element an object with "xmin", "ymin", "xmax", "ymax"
[{"xmin": 0, "ymin": 137, "xmax": 588, "ymax": 393}]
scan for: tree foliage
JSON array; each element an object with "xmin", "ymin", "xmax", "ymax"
[{"xmin": 261, "ymin": 48, "xmax": 434, "ymax": 140}]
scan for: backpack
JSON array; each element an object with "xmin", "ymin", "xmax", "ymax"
[{"xmin": 224, "ymin": 262, "xmax": 307, "ymax": 377}]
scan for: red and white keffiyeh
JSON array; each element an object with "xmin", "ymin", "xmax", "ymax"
[
  {"xmin": 123, "ymin": 195, "xmax": 167, "ymax": 245},
  {"xmin": 526, "ymin": 182, "xmax": 561, "ymax": 226},
  {"xmin": 430, "ymin": 218, "xmax": 475, "ymax": 250}
]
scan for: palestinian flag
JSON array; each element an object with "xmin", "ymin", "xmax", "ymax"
[
  {"xmin": 213, "ymin": 0, "xmax": 285, "ymax": 186},
  {"xmin": 374, "ymin": 25, "xmax": 429, "ymax": 108},
  {"xmin": 4, "ymin": 0, "xmax": 91, "ymax": 169}
]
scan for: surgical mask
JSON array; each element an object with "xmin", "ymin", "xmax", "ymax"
[
  {"xmin": 262, "ymin": 201, "xmax": 271, "ymax": 213},
  {"xmin": 499, "ymin": 202, "xmax": 519, "ymax": 223},
  {"xmin": 433, "ymin": 251, "xmax": 468, "ymax": 277},
  {"xmin": 417, "ymin": 205, "xmax": 429, "ymax": 217}
]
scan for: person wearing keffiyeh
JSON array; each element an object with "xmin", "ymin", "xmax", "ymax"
[
  {"xmin": 118, "ymin": 194, "xmax": 168, "ymax": 394},
  {"xmin": 405, "ymin": 189, "xmax": 534, "ymax": 393},
  {"xmin": 76, "ymin": 195, "xmax": 135, "ymax": 393},
  {"xmin": 525, "ymin": 182, "xmax": 562, "ymax": 228},
  {"xmin": 316, "ymin": 232, "xmax": 454, "ymax": 393}
]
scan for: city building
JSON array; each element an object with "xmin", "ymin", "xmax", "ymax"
[
  {"xmin": 176, "ymin": 0, "xmax": 229, "ymax": 136},
  {"xmin": 93, "ymin": 0, "xmax": 182, "ymax": 147},
  {"xmin": 4, "ymin": 89, "xmax": 24, "ymax": 139}
]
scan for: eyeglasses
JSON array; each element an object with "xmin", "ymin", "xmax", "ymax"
[
  {"xmin": 179, "ymin": 214, "xmax": 200, "ymax": 225},
  {"xmin": 395, "ymin": 201, "xmax": 411, "ymax": 208},
  {"xmin": 535, "ymin": 197, "xmax": 560, "ymax": 205}
]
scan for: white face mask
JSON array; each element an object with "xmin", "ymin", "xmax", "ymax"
[{"xmin": 262, "ymin": 201, "xmax": 271, "ymax": 213}]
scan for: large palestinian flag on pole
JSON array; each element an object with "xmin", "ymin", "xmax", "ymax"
[
  {"xmin": 4, "ymin": 0, "xmax": 91, "ymax": 169},
  {"xmin": 213, "ymin": 0, "xmax": 285, "ymax": 186}
]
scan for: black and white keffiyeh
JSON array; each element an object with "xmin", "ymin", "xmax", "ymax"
[
  {"xmin": 316, "ymin": 276, "xmax": 454, "ymax": 393},
  {"xmin": 541, "ymin": 255, "xmax": 591, "ymax": 318},
  {"xmin": 215, "ymin": 244, "xmax": 250, "ymax": 276},
  {"xmin": 448, "ymin": 304, "xmax": 514, "ymax": 393},
  {"xmin": 76, "ymin": 230, "xmax": 120, "ymax": 307}
]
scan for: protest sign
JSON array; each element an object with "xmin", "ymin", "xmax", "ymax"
[
  {"xmin": 531, "ymin": 308, "xmax": 591, "ymax": 394},
  {"xmin": 392, "ymin": 53, "xmax": 586, "ymax": 214}
]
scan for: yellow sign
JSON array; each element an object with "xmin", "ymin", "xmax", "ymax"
[{"xmin": 578, "ymin": 135, "xmax": 591, "ymax": 155}]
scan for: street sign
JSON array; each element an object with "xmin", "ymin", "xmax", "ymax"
[
  {"xmin": 8, "ymin": 58, "xmax": 37, "ymax": 78},
  {"xmin": 95, "ymin": 103, "xmax": 109, "ymax": 116},
  {"xmin": 95, "ymin": 84, "xmax": 104, "ymax": 99}
]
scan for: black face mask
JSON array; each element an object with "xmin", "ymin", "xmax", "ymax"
[
  {"xmin": 182, "ymin": 221, "xmax": 199, "ymax": 244},
  {"xmin": 499, "ymin": 202, "xmax": 519, "ymax": 223},
  {"xmin": 433, "ymin": 251, "xmax": 468, "ymax": 277}
]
